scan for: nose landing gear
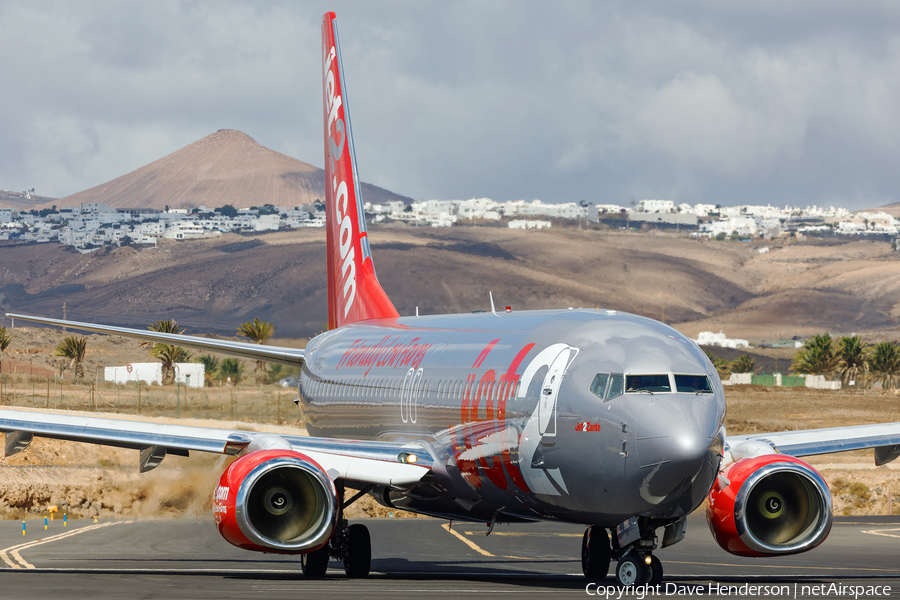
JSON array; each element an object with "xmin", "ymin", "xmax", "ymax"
[
  {"xmin": 615, "ymin": 551, "xmax": 663, "ymax": 586},
  {"xmin": 583, "ymin": 519, "xmax": 671, "ymax": 587}
]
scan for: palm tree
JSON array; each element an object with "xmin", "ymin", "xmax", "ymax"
[
  {"xmin": 55, "ymin": 336, "xmax": 87, "ymax": 380},
  {"xmin": 0, "ymin": 326, "xmax": 12, "ymax": 379},
  {"xmin": 791, "ymin": 333, "xmax": 840, "ymax": 376},
  {"xmin": 219, "ymin": 358, "xmax": 245, "ymax": 385},
  {"xmin": 196, "ymin": 354, "xmax": 220, "ymax": 387},
  {"xmin": 705, "ymin": 350, "xmax": 731, "ymax": 381},
  {"xmin": 838, "ymin": 336, "xmax": 868, "ymax": 388},
  {"xmin": 140, "ymin": 320, "xmax": 191, "ymax": 385},
  {"xmin": 237, "ymin": 318, "xmax": 275, "ymax": 384},
  {"xmin": 869, "ymin": 341, "xmax": 900, "ymax": 389},
  {"xmin": 731, "ymin": 354, "xmax": 757, "ymax": 374}
]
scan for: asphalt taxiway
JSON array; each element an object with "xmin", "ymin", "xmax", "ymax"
[{"xmin": 1, "ymin": 512, "xmax": 898, "ymax": 599}]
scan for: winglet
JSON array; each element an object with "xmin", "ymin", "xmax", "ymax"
[{"xmin": 322, "ymin": 12, "xmax": 399, "ymax": 329}]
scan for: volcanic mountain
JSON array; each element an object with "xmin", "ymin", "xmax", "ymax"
[{"xmin": 53, "ymin": 129, "xmax": 412, "ymax": 210}]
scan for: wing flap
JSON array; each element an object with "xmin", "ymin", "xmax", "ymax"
[
  {"xmin": 726, "ymin": 422, "xmax": 900, "ymax": 463},
  {"xmin": 5, "ymin": 313, "xmax": 304, "ymax": 368}
]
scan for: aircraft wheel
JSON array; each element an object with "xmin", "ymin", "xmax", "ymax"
[
  {"xmin": 301, "ymin": 545, "xmax": 329, "ymax": 577},
  {"xmin": 343, "ymin": 523, "xmax": 371, "ymax": 578},
  {"xmin": 581, "ymin": 527, "xmax": 610, "ymax": 580},
  {"xmin": 615, "ymin": 552, "xmax": 647, "ymax": 587},
  {"xmin": 646, "ymin": 554, "xmax": 663, "ymax": 586}
]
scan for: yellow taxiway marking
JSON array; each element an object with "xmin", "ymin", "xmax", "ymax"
[
  {"xmin": 441, "ymin": 524, "xmax": 531, "ymax": 560},
  {"xmin": 1, "ymin": 521, "xmax": 131, "ymax": 569},
  {"xmin": 442, "ymin": 523, "xmax": 496, "ymax": 557},
  {"xmin": 861, "ymin": 527, "xmax": 900, "ymax": 539},
  {"xmin": 463, "ymin": 531, "xmax": 581, "ymax": 537}
]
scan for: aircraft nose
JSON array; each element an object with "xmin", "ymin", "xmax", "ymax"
[{"xmin": 635, "ymin": 400, "xmax": 722, "ymax": 503}]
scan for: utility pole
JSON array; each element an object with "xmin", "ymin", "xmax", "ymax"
[{"xmin": 63, "ymin": 303, "xmax": 67, "ymax": 332}]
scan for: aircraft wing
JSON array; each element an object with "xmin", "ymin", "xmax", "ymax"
[
  {"xmin": 5, "ymin": 313, "xmax": 304, "ymax": 368},
  {"xmin": 0, "ymin": 408, "xmax": 433, "ymax": 486},
  {"xmin": 726, "ymin": 422, "xmax": 900, "ymax": 465}
]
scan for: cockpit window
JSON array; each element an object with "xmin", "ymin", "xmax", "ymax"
[
  {"xmin": 589, "ymin": 373, "xmax": 609, "ymax": 398},
  {"xmin": 674, "ymin": 374, "xmax": 712, "ymax": 393},
  {"xmin": 626, "ymin": 374, "xmax": 671, "ymax": 393},
  {"xmin": 589, "ymin": 373, "xmax": 624, "ymax": 401},
  {"xmin": 607, "ymin": 374, "xmax": 624, "ymax": 399}
]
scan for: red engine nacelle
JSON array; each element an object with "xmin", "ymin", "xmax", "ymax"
[
  {"xmin": 707, "ymin": 454, "xmax": 833, "ymax": 557},
  {"xmin": 214, "ymin": 449, "xmax": 339, "ymax": 553}
]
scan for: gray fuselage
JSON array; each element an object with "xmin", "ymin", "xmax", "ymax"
[{"xmin": 299, "ymin": 308, "xmax": 725, "ymax": 527}]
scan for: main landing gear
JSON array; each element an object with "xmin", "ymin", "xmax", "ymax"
[
  {"xmin": 301, "ymin": 484, "xmax": 373, "ymax": 578},
  {"xmin": 583, "ymin": 517, "xmax": 679, "ymax": 587}
]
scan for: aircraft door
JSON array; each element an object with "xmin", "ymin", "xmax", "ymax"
[{"xmin": 537, "ymin": 349, "xmax": 572, "ymax": 438}]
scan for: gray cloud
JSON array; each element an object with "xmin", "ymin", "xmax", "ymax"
[{"xmin": 2, "ymin": 0, "xmax": 900, "ymax": 210}]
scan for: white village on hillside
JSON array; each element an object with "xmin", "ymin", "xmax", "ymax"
[{"xmin": 1, "ymin": 196, "xmax": 899, "ymax": 251}]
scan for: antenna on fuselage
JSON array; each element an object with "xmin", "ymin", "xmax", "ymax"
[{"xmin": 489, "ymin": 291, "xmax": 499, "ymax": 317}]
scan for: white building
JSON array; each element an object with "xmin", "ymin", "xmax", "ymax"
[
  {"xmin": 637, "ymin": 199, "xmax": 675, "ymax": 213},
  {"xmin": 164, "ymin": 222, "xmax": 221, "ymax": 240},
  {"xmin": 105, "ymin": 362, "xmax": 204, "ymax": 388},
  {"xmin": 509, "ymin": 219, "xmax": 552, "ymax": 230}
]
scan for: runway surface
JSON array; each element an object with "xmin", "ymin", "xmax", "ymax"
[{"xmin": 1, "ymin": 512, "xmax": 899, "ymax": 599}]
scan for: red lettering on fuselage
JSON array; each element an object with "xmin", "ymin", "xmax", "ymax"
[
  {"xmin": 454, "ymin": 341, "xmax": 536, "ymax": 493},
  {"xmin": 336, "ymin": 335, "xmax": 432, "ymax": 375}
]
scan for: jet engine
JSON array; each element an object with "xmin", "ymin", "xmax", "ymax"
[
  {"xmin": 707, "ymin": 454, "xmax": 833, "ymax": 557},
  {"xmin": 214, "ymin": 449, "xmax": 339, "ymax": 553}
]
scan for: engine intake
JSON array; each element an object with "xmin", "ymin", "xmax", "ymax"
[
  {"xmin": 215, "ymin": 449, "xmax": 339, "ymax": 553},
  {"xmin": 707, "ymin": 454, "xmax": 833, "ymax": 557}
]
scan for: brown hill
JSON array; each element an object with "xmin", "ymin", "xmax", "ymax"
[
  {"xmin": 1, "ymin": 226, "xmax": 899, "ymax": 342},
  {"xmin": 861, "ymin": 202, "xmax": 900, "ymax": 218},
  {"xmin": 1, "ymin": 190, "xmax": 57, "ymax": 211},
  {"xmin": 51, "ymin": 129, "xmax": 411, "ymax": 210}
]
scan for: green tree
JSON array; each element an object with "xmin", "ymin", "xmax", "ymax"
[
  {"xmin": 196, "ymin": 354, "xmax": 220, "ymax": 387},
  {"xmin": 216, "ymin": 204, "xmax": 238, "ymax": 218},
  {"xmin": 838, "ymin": 335, "xmax": 869, "ymax": 388},
  {"xmin": 869, "ymin": 341, "xmax": 900, "ymax": 389},
  {"xmin": 237, "ymin": 318, "xmax": 275, "ymax": 384},
  {"xmin": 55, "ymin": 336, "xmax": 87, "ymax": 380},
  {"xmin": 791, "ymin": 334, "xmax": 840, "ymax": 376},
  {"xmin": 731, "ymin": 354, "xmax": 757, "ymax": 374},
  {"xmin": 0, "ymin": 326, "xmax": 13, "ymax": 378},
  {"xmin": 140, "ymin": 320, "xmax": 191, "ymax": 385},
  {"xmin": 705, "ymin": 350, "xmax": 731, "ymax": 381},
  {"xmin": 219, "ymin": 358, "xmax": 245, "ymax": 385}
]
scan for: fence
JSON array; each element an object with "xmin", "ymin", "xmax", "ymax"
[{"xmin": 0, "ymin": 372, "xmax": 300, "ymax": 426}]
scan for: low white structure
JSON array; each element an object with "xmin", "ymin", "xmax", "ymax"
[
  {"xmin": 508, "ymin": 220, "xmax": 551, "ymax": 230},
  {"xmin": 693, "ymin": 331, "xmax": 750, "ymax": 349},
  {"xmin": 723, "ymin": 373, "xmax": 753, "ymax": 385},
  {"xmin": 105, "ymin": 362, "xmax": 204, "ymax": 388},
  {"xmin": 804, "ymin": 374, "xmax": 841, "ymax": 390}
]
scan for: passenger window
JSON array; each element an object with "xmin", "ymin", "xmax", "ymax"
[
  {"xmin": 626, "ymin": 374, "xmax": 671, "ymax": 393},
  {"xmin": 674, "ymin": 374, "xmax": 712, "ymax": 393},
  {"xmin": 606, "ymin": 374, "xmax": 624, "ymax": 400},
  {"xmin": 589, "ymin": 373, "xmax": 609, "ymax": 399}
]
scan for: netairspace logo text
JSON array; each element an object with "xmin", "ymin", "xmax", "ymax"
[{"xmin": 585, "ymin": 582, "xmax": 892, "ymax": 599}]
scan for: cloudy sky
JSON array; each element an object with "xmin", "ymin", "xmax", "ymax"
[{"xmin": 2, "ymin": 1, "xmax": 900, "ymax": 210}]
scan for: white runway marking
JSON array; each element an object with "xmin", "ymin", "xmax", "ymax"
[
  {"xmin": 861, "ymin": 527, "xmax": 900, "ymax": 539},
  {"xmin": 0, "ymin": 520, "xmax": 132, "ymax": 569}
]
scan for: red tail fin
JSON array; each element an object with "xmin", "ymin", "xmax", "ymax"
[{"xmin": 322, "ymin": 12, "xmax": 399, "ymax": 329}]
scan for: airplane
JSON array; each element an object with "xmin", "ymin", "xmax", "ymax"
[{"xmin": 4, "ymin": 10, "xmax": 900, "ymax": 587}]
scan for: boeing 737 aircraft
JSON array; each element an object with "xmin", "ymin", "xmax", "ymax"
[{"xmin": 4, "ymin": 11, "xmax": 900, "ymax": 586}]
